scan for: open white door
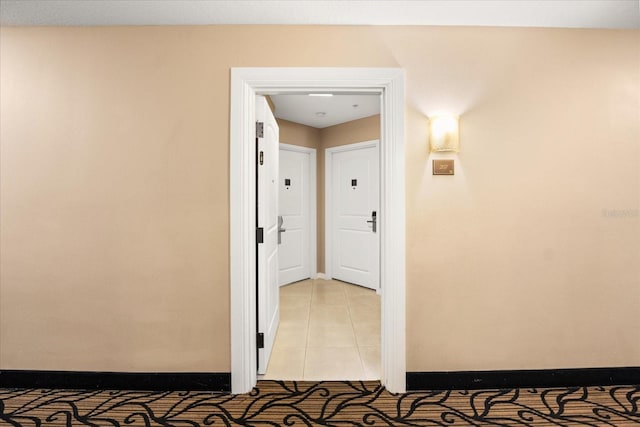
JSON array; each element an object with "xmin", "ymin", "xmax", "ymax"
[
  {"xmin": 256, "ymin": 95, "xmax": 280, "ymax": 374},
  {"xmin": 327, "ymin": 141, "xmax": 380, "ymax": 290},
  {"xmin": 278, "ymin": 145, "xmax": 315, "ymax": 286}
]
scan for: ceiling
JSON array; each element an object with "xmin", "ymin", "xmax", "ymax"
[
  {"xmin": 271, "ymin": 94, "xmax": 380, "ymax": 129},
  {"xmin": 1, "ymin": 0, "xmax": 638, "ymax": 28}
]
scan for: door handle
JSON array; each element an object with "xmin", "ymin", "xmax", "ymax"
[
  {"xmin": 278, "ymin": 215, "xmax": 286, "ymax": 244},
  {"xmin": 366, "ymin": 211, "xmax": 377, "ymax": 233}
]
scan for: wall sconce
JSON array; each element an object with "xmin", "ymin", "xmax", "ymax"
[{"xmin": 429, "ymin": 115, "xmax": 459, "ymax": 153}]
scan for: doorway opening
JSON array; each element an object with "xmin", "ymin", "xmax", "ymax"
[
  {"xmin": 263, "ymin": 92, "xmax": 382, "ymax": 380},
  {"xmin": 230, "ymin": 68, "xmax": 406, "ymax": 394}
]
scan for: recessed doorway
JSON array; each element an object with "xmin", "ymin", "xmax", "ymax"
[
  {"xmin": 230, "ymin": 67, "xmax": 406, "ymax": 394},
  {"xmin": 262, "ymin": 93, "xmax": 382, "ymax": 381}
]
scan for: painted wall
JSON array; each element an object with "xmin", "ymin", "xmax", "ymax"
[
  {"xmin": 278, "ymin": 118, "xmax": 321, "ymax": 150},
  {"xmin": 1, "ymin": 26, "xmax": 638, "ymax": 373}
]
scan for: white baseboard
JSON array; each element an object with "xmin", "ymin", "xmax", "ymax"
[{"xmin": 314, "ymin": 272, "xmax": 326, "ymax": 280}]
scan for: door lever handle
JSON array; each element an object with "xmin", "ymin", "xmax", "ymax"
[
  {"xmin": 278, "ymin": 215, "xmax": 286, "ymax": 244},
  {"xmin": 366, "ymin": 211, "xmax": 377, "ymax": 233}
]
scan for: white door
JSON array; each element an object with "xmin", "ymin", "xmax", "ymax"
[
  {"xmin": 256, "ymin": 95, "xmax": 280, "ymax": 374},
  {"xmin": 279, "ymin": 145, "xmax": 314, "ymax": 285},
  {"xmin": 328, "ymin": 141, "xmax": 380, "ymax": 290}
]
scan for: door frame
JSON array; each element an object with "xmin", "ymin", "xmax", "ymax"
[
  {"xmin": 279, "ymin": 143, "xmax": 317, "ymax": 283},
  {"xmin": 325, "ymin": 139, "xmax": 379, "ymax": 286},
  {"xmin": 230, "ymin": 67, "xmax": 406, "ymax": 394}
]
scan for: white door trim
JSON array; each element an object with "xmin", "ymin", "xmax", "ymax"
[
  {"xmin": 230, "ymin": 67, "xmax": 406, "ymax": 394},
  {"xmin": 279, "ymin": 143, "xmax": 317, "ymax": 281},
  {"xmin": 325, "ymin": 140, "xmax": 379, "ymax": 283}
]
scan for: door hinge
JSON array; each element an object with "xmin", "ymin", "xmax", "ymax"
[
  {"xmin": 256, "ymin": 121, "xmax": 264, "ymax": 138},
  {"xmin": 259, "ymin": 151, "xmax": 264, "ymax": 165},
  {"xmin": 256, "ymin": 227, "xmax": 264, "ymax": 244},
  {"xmin": 257, "ymin": 333, "xmax": 264, "ymax": 349}
]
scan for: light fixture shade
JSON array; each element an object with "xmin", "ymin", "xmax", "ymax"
[{"xmin": 429, "ymin": 115, "xmax": 459, "ymax": 152}]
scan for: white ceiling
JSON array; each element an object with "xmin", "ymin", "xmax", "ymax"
[
  {"xmin": 272, "ymin": 94, "xmax": 380, "ymax": 129},
  {"xmin": 1, "ymin": 0, "xmax": 638, "ymax": 29}
]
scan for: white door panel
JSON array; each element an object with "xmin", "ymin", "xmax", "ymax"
[
  {"xmin": 256, "ymin": 95, "xmax": 279, "ymax": 375},
  {"xmin": 279, "ymin": 229, "xmax": 304, "ymax": 271},
  {"xmin": 329, "ymin": 142, "xmax": 379, "ymax": 290},
  {"xmin": 339, "ymin": 158, "xmax": 371, "ymax": 216},
  {"xmin": 279, "ymin": 147, "xmax": 313, "ymax": 285}
]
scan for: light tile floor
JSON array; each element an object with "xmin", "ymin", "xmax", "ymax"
[{"xmin": 262, "ymin": 279, "xmax": 381, "ymax": 381}]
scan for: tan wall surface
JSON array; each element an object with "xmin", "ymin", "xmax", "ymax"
[
  {"xmin": 1, "ymin": 26, "xmax": 638, "ymax": 373},
  {"xmin": 321, "ymin": 114, "xmax": 381, "ymax": 150},
  {"xmin": 278, "ymin": 118, "xmax": 321, "ymax": 150}
]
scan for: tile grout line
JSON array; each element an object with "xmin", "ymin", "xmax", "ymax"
[
  {"xmin": 343, "ymin": 281, "xmax": 369, "ymax": 379},
  {"xmin": 304, "ymin": 279, "xmax": 313, "ymax": 380},
  {"xmin": 350, "ymin": 282, "xmax": 382, "ymax": 380},
  {"xmin": 275, "ymin": 279, "xmax": 379, "ymax": 381},
  {"xmin": 270, "ymin": 279, "xmax": 314, "ymax": 380},
  {"xmin": 302, "ymin": 279, "xmax": 315, "ymax": 380}
]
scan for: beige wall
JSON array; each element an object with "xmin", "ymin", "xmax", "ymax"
[
  {"xmin": 321, "ymin": 114, "xmax": 381, "ymax": 150},
  {"xmin": 278, "ymin": 118, "xmax": 321, "ymax": 150},
  {"xmin": 0, "ymin": 26, "xmax": 638, "ymax": 373}
]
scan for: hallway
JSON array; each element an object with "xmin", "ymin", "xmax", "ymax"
[{"xmin": 262, "ymin": 279, "xmax": 380, "ymax": 380}]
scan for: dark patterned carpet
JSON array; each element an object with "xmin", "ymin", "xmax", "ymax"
[{"xmin": 1, "ymin": 381, "xmax": 639, "ymax": 426}]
